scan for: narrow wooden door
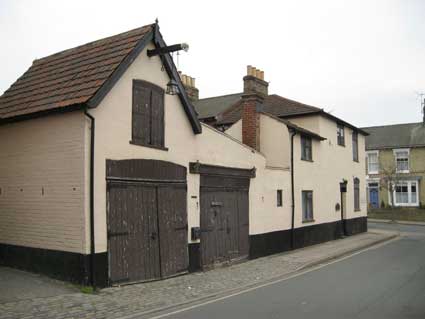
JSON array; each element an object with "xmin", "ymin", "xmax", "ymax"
[
  {"xmin": 107, "ymin": 183, "xmax": 161, "ymax": 284},
  {"xmin": 157, "ymin": 184, "xmax": 189, "ymax": 278},
  {"xmin": 129, "ymin": 185, "xmax": 161, "ymax": 282},
  {"xmin": 107, "ymin": 183, "xmax": 131, "ymax": 284}
]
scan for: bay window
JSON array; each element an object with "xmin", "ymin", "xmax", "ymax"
[{"xmin": 392, "ymin": 180, "xmax": 419, "ymax": 206}]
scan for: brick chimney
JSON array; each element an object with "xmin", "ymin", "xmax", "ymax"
[
  {"xmin": 243, "ymin": 65, "xmax": 268, "ymax": 97},
  {"xmin": 242, "ymin": 66, "xmax": 265, "ymax": 151},
  {"xmin": 179, "ymin": 72, "xmax": 199, "ymax": 102}
]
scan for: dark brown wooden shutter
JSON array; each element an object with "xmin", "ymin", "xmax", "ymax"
[
  {"xmin": 132, "ymin": 80, "xmax": 165, "ymax": 147},
  {"xmin": 132, "ymin": 82, "xmax": 151, "ymax": 144},
  {"xmin": 150, "ymin": 86, "xmax": 165, "ymax": 147}
]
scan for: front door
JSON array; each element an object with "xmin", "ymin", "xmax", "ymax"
[{"xmin": 369, "ymin": 188, "xmax": 379, "ymax": 208}]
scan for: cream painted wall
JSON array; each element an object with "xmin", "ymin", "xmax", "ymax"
[
  {"xmin": 0, "ymin": 112, "xmax": 88, "ymax": 253},
  {"xmin": 292, "ymin": 115, "xmax": 367, "ymax": 228},
  {"xmin": 224, "ymin": 108, "xmax": 367, "ymax": 229},
  {"xmin": 88, "ymin": 42, "xmax": 290, "ymax": 252},
  {"xmin": 224, "ymin": 119, "xmax": 242, "ymax": 142},
  {"xmin": 259, "ymin": 114, "xmax": 291, "ymax": 169},
  {"xmin": 288, "ymin": 115, "xmax": 321, "ymax": 133}
]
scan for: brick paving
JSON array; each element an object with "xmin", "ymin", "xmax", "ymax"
[{"xmin": 0, "ymin": 230, "xmax": 396, "ymax": 319}]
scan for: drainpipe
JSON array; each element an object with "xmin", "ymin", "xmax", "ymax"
[
  {"xmin": 290, "ymin": 129, "xmax": 297, "ymax": 250},
  {"xmin": 84, "ymin": 110, "xmax": 96, "ymax": 289},
  {"xmin": 339, "ymin": 180, "xmax": 347, "ymax": 238}
]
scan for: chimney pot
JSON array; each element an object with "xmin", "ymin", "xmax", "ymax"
[
  {"xmin": 180, "ymin": 72, "xmax": 199, "ymax": 102},
  {"xmin": 243, "ymin": 65, "xmax": 268, "ymax": 96},
  {"xmin": 247, "ymin": 65, "xmax": 253, "ymax": 76},
  {"xmin": 255, "ymin": 69, "xmax": 261, "ymax": 79}
]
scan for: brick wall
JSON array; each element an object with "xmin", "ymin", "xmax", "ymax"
[{"xmin": 242, "ymin": 95, "xmax": 261, "ymax": 150}]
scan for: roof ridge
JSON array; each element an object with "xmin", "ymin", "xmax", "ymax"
[
  {"xmin": 198, "ymin": 92, "xmax": 243, "ymax": 101},
  {"xmin": 268, "ymin": 94, "xmax": 322, "ymax": 110},
  {"xmin": 362, "ymin": 122, "xmax": 423, "ymax": 129},
  {"xmin": 33, "ymin": 24, "xmax": 154, "ymax": 65}
]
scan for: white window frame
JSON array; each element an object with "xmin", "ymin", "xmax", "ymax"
[
  {"xmin": 393, "ymin": 148, "xmax": 410, "ymax": 173},
  {"xmin": 389, "ymin": 180, "xmax": 419, "ymax": 207},
  {"xmin": 366, "ymin": 150, "xmax": 379, "ymax": 174}
]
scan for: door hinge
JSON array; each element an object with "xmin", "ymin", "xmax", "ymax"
[{"xmin": 108, "ymin": 231, "xmax": 129, "ymax": 238}]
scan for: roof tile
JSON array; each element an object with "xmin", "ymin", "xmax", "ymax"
[
  {"xmin": 0, "ymin": 25, "xmax": 153, "ymax": 120},
  {"xmin": 214, "ymin": 94, "xmax": 321, "ymax": 125}
]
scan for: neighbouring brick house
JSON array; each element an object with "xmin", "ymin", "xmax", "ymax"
[
  {"xmin": 0, "ymin": 24, "xmax": 367, "ymax": 287},
  {"xmin": 362, "ymin": 122, "xmax": 425, "ymax": 209}
]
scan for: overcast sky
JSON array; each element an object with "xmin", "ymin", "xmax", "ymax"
[{"xmin": 0, "ymin": 0, "xmax": 424, "ymax": 127}]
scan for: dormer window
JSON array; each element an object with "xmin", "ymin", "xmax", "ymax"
[{"xmin": 337, "ymin": 124, "xmax": 345, "ymax": 146}]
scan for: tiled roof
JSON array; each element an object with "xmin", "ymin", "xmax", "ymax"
[
  {"xmin": 193, "ymin": 93, "xmax": 243, "ymax": 119},
  {"xmin": 362, "ymin": 122, "xmax": 425, "ymax": 150},
  {"xmin": 215, "ymin": 94, "xmax": 321, "ymax": 125},
  {"xmin": 0, "ymin": 25, "xmax": 153, "ymax": 120}
]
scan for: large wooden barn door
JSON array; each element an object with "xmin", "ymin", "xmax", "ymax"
[
  {"xmin": 106, "ymin": 159, "xmax": 188, "ymax": 285},
  {"xmin": 190, "ymin": 163, "xmax": 254, "ymax": 268},
  {"xmin": 108, "ymin": 183, "xmax": 160, "ymax": 284}
]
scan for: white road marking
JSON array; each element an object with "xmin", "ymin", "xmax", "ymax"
[{"xmin": 141, "ymin": 236, "xmax": 399, "ymax": 319}]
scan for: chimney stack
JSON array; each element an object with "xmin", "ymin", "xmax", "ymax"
[
  {"xmin": 243, "ymin": 65, "xmax": 268, "ymax": 97},
  {"xmin": 179, "ymin": 72, "xmax": 199, "ymax": 102},
  {"xmin": 241, "ymin": 65, "xmax": 266, "ymax": 151}
]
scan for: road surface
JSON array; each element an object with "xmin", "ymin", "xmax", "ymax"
[{"xmin": 142, "ymin": 222, "xmax": 425, "ymax": 319}]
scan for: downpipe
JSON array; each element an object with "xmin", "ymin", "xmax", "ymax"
[
  {"xmin": 290, "ymin": 129, "xmax": 297, "ymax": 249},
  {"xmin": 84, "ymin": 110, "xmax": 96, "ymax": 289}
]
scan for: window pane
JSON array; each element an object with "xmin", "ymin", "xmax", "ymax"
[
  {"xmin": 354, "ymin": 178, "xmax": 360, "ymax": 211},
  {"xmin": 395, "ymin": 151, "xmax": 409, "ymax": 172},
  {"xmin": 302, "ymin": 191, "xmax": 313, "ymax": 220},
  {"xmin": 411, "ymin": 183, "xmax": 417, "ymax": 203},
  {"xmin": 395, "ymin": 182, "xmax": 410, "ymax": 204},
  {"xmin": 368, "ymin": 153, "xmax": 379, "ymax": 172},
  {"xmin": 352, "ymin": 133, "xmax": 358, "ymax": 161},
  {"xmin": 301, "ymin": 136, "xmax": 312, "ymax": 161},
  {"xmin": 277, "ymin": 190, "xmax": 283, "ymax": 207},
  {"xmin": 397, "ymin": 159, "xmax": 408, "ymax": 171},
  {"xmin": 337, "ymin": 125, "xmax": 345, "ymax": 145},
  {"xmin": 395, "ymin": 191, "xmax": 402, "ymax": 203}
]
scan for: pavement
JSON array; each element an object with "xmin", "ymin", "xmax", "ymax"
[
  {"xmin": 0, "ymin": 229, "xmax": 397, "ymax": 319},
  {"xmin": 368, "ymin": 218, "xmax": 425, "ymax": 226},
  {"xmin": 146, "ymin": 222, "xmax": 425, "ymax": 319},
  {"xmin": 0, "ymin": 267, "xmax": 78, "ymax": 304}
]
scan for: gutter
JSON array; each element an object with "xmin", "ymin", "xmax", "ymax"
[
  {"xmin": 289, "ymin": 129, "xmax": 297, "ymax": 249},
  {"xmin": 84, "ymin": 110, "xmax": 96, "ymax": 289}
]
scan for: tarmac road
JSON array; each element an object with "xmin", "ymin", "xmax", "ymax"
[{"xmin": 143, "ymin": 222, "xmax": 425, "ymax": 319}]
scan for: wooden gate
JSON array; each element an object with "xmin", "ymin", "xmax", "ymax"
[
  {"xmin": 190, "ymin": 163, "xmax": 254, "ymax": 268},
  {"xmin": 106, "ymin": 159, "xmax": 188, "ymax": 285}
]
